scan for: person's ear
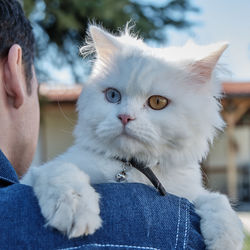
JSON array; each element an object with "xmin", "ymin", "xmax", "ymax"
[{"xmin": 3, "ymin": 44, "xmax": 25, "ymax": 109}]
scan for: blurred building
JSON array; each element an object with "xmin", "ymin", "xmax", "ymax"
[
  {"xmin": 32, "ymin": 84, "xmax": 81, "ymax": 166},
  {"xmin": 33, "ymin": 82, "xmax": 250, "ymax": 202},
  {"xmin": 205, "ymin": 83, "xmax": 250, "ymax": 202}
]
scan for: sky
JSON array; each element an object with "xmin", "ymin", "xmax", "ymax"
[
  {"xmin": 50, "ymin": 0, "xmax": 250, "ymax": 83},
  {"xmin": 166, "ymin": 0, "xmax": 250, "ymax": 81}
]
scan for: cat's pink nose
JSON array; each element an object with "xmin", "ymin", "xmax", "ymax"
[{"xmin": 118, "ymin": 114, "xmax": 135, "ymax": 126}]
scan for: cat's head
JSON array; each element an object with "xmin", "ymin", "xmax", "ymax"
[{"xmin": 74, "ymin": 25, "xmax": 228, "ymax": 166}]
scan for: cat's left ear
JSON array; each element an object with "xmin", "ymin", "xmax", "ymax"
[
  {"xmin": 88, "ymin": 25, "xmax": 121, "ymax": 61},
  {"xmin": 188, "ymin": 42, "xmax": 229, "ymax": 83}
]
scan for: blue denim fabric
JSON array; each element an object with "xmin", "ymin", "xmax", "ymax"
[{"xmin": 0, "ymin": 150, "xmax": 205, "ymax": 250}]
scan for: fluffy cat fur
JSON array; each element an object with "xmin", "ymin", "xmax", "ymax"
[{"xmin": 22, "ymin": 25, "xmax": 244, "ymax": 249}]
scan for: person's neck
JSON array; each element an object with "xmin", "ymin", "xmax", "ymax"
[{"xmin": 0, "ymin": 131, "xmax": 26, "ymax": 179}]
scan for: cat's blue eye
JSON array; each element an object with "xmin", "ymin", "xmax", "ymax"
[{"xmin": 104, "ymin": 88, "xmax": 121, "ymax": 103}]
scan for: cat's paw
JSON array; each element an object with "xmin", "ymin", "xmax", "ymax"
[
  {"xmin": 32, "ymin": 163, "xmax": 102, "ymax": 238},
  {"xmin": 44, "ymin": 182, "xmax": 102, "ymax": 238},
  {"xmin": 195, "ymin": 193, "xmax": 244, "ymax": 250}
]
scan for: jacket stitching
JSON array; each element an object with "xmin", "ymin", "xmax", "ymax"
[
  {"xmin": 183, "ymin": 202, "xmax": 189, "ymax": 249},
  {"xmin": 174, "ymin": 197, "xmax": 181, "ymax": 249},
  {"xmin": 59, "ymin": 243, "xmax": 160, "ymax": 250},
  {"xmin": 186, "ymin": 203, "xmax": 190, "ymax": 249}
]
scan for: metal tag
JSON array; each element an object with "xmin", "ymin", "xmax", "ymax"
[
  {"xmin": 115, "ymin": 171, "xmax": 127, "ymax": 182},
  {"xmin": 115, "ymin": 161, "xmax": 132, "ymax": 182}
]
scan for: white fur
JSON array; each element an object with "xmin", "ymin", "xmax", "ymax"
[{"xmin": 22, "ymin": 25, "xmax": 243, "ymax": 249}]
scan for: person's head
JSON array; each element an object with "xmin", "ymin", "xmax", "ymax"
[{"xmin": 0, "ymin": 0, "xmax": 40, "ymax": 177}]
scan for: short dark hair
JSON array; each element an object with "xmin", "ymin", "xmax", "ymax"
[{"xmin": 0, "ymin": 0, "xmax": 35, "ymax": 94}]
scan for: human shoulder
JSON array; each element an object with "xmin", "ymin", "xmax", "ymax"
[{"xmin": 0, "ymin": 180, "xmax": 205, "ymax": 249}]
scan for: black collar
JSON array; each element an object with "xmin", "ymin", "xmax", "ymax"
[{"xmin": 115, "ymin": 157, "xmax": 166, "ymax": 196}]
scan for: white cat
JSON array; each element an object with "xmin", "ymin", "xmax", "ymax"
[{"xmin": 22, "ymin": 25, "xmax": 244, "ymax": 250}]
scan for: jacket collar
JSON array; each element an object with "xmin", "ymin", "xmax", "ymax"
[{"xmin": 0, "ymin": 150, "xmax": 19, "ymax": 186}]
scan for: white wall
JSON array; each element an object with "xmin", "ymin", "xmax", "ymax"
[
  {"xmin": 206, "ymin": 126, "xmax": 250, "ymax": 168},
  {"xmin": 32, "ymin": 103, "xmax": 77, "ymax": 166}
]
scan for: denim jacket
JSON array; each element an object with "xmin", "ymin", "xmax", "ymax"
[{"xmin": 0, "ymin": 150, "xmax": 205, "ymax": 250}]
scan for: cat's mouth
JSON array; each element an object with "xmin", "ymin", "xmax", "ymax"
[
  {"xmin": 119, "ymin": 128, "xmax": 150, "ymax": 146},
  {"xmin": 120, "ymin": 129, "xmax": 133, "ymax": 138},
  {"xmin": 120, "ymin": 128, "xmax": 138, "ymax": 141}
]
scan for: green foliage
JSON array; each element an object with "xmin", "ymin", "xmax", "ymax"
[
  {"xmin": 22, "ymin": 0, "xmax": 199, "ymax": 81},
  {"xmin": 244, "ymin": 233, "xmax": 250, "ymax": 250}
]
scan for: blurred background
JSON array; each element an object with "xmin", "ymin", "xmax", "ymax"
[{"xmin": 21, "ymin": 0, "xmax": 250, "ymax": 247}]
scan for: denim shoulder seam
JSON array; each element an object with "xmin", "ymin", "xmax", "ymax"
[
  {"xmin": 183, "ymin": 201, "xmax": 190, "ymax": 249},
  {"xmin": 58, "ymin": 243, "xmax": 160, "ymax": 250},
  {"xmin": 174, "ymin": 197, "xmax": 182, "ymax": 249}
]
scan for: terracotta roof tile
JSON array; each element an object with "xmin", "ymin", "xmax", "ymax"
[{"xmin": 222, "ymin": 82, "xmax": 250, "ymax": 96}]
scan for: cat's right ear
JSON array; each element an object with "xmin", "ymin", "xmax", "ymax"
[
  {"xmin": 88, "ymin": 25, "xmax": 120, "ymax": 61},
  {"xmin": 188, "ymin": 42, "xmax": 229, "ymax": 84}
]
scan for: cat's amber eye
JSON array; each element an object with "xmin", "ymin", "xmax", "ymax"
[
  {"xmin": 104, "ymin": 88, "xmax": 121, "ymax": 103},
  {"xmin": 148, "ymin": 95, "xmax": 169, "ymax": 110}
]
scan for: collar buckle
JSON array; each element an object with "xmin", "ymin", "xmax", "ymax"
[{"xmin": 115, "ymin": 161, "xmax": 132, "ymax": 182}]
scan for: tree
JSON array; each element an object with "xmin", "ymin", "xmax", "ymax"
[{"xmin": 23, "ymin": 0, "xmax": 199, "ymax": 82}]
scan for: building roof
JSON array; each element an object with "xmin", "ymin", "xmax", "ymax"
[
  {"xmin": 39, "ymin": 83, "xmax": 82, "ymax": 102},
  {"xmin": 223, "ymin": 82, "xmax": 250, "ymax": 97},
  {"xmin": 39, "ymin": 82, "xmax": 250, "ymax": 102}
]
